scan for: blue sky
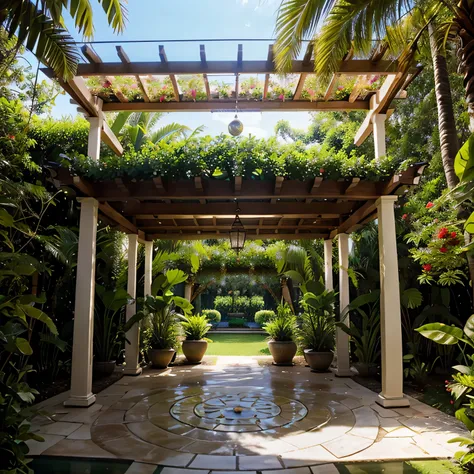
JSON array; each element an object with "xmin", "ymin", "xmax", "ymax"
[{"xmin": 37, "ymin": 0, "xmax": 312, "ymax": 138}]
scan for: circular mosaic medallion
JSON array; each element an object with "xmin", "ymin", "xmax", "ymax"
[{"xmin": 170, "ymin": 391, "xmax": 308, "ymax": 432}]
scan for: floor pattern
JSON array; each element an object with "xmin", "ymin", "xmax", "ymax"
[{"xmin": 28, "ymin": 356, "xmax": 469, "ymax": 473}]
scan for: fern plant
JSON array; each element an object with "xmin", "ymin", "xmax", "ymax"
[{"xmin": 181, "ymin": 314, "xmax": 211, "ymax": 341}]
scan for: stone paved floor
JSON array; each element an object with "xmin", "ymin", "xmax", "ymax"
[{"xmin": 28, "ymin": 356, "xmax": 469, "ymax": 472}]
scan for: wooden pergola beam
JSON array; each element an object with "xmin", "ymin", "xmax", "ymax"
[
  {"xmin": 147, "ymin": 232, "xmax": 328, "ymax": 241},
  {"xmin": 139, "ymin": 224, "xmax": 336, "ymax": 231},
  {"xmin": 330, "ymin": 200, "xmax": 377, "ymax": 238},
  {"xmin": 49, "ymin": 59, "xmax": 409, "ymax": 78},
  {"xmin": 159, "ymin": 45, "xmax": 180, "ymax": 101},
  {"xmin": 81, "ymin": 45, "xmax": 102, "ymax": 64},
  {"xmin": 200, "ymin": 44, "xmax": 211, "ymax": 100},
  {"xmin": 116, "ymin": 46, "xmax": 150, "ymax": 102},
  {"xmin": 263, "ymin": 44, "xmax": 273, "ymax": 100}
]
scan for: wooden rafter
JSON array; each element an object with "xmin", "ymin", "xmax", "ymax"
[
  {"xmin": 263, "ymin": 44, "xmax": 273, "ymax": 100},
  {"xmin": 200, "ymin": 44, "xmax": 211, "ymax": 100},
  {"xmin": 116, "ymin": 46, "xmax": 150, "ymax": 102},
  {"xmin": 159, "ymin": 45, "xmax": 180, "ymax": 101},
  {"xmin": 294, "ymin": 43, "xmax": 313, "ymax": 100}
]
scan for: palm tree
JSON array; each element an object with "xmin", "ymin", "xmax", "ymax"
[
  {"xmin": 274, "ymin": 0, "xmax": 474, "ymax": 189},
  {"xmin": 0, "ymin": 0, "xmax": 127, "ymax": 80},
  {"xmin": 110, "ymin": 112, "xmax": 199, "ymax": 152}
]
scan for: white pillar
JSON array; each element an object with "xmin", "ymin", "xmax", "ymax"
[
  {"xmin": 372, "ymin": 113, "xmax": 387, "ymax": 159},
  {"xmin": 184, "ymin": 281, "xmax": 193, "ymax": 302},
  {"xmin": 124, "ymin": 234, "xmax": 142, "ymax": 376},
  {"xmin": 324, "ymin": 239, "xmax": 333, "ymax": 291},
  {"xmin": 87, "ymin": 99, "xmax": 103, "ymax": 161},
  {"xmin": 65, "ymin": 198, "xmax": 98, "ymax": 407},
  {"xmin": 376, "ymin": 196, "xmax": 409, "ymax": 407},
  {"xmin": 335, "ymin": 233, "xmax": 352, "ymax": 377},
  {"xmin": 144, "ymin": 241, "xmax": 153, "ymax": 297}
]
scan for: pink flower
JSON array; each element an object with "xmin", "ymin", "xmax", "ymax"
[
  {"xmin": 131, "ymin": 84, "xmax": 138, "ymax": 89},
  {"xmin": 402, "ymin": 214, "xmax": 408, "ymax": 220},
  {"xmin": 426, "ymin": 202, "xmax": 434, "ymax": 209},
  {"xmin": 279, "ymin": 94, "xmax": 285, "ymax": 101},
  {"xmin": 319, "ymin": 168, "xmax": 325, "ymax": 174},
  {"xmin": 308, "ymin": 89, "xmax": 315, "ymax": 96},
  {"xmin": 159, "ymin": 95, "xmax": 165, "ymax": 103},
  {"xmin": 250, "ymin": 84, "xmax": 256, "ymax": 89},
  {"xmin": 337, "ymin": 86, "xmax": 344, "ymax": 91},
  {"xmin": 191, "ymin": 89, "xmax": 197, "ymax": 100},
  {"xmin": 102, "ymin": 80, "xmax": 112, "ymax": 89}
]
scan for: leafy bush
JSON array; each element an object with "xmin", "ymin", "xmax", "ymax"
[
  {"xmin": 228, "ymin": 317, "xmax": 247, "ymax": 328},
  {"xmin": 213, "ymin": 295, "xmax": 257, "ymax": 316},
  {"xmin": 264, "ymin": 309, "xmax": 296, "ymax": 342},
  {"xmin": 214, "ymin": 296, "xmax": 233, "ymax": 314},
  {"xmin": 255, "ymin": 310, "xmax": 276, "ymax": 326},
  {"xmin": 201, "ymin": 309, "xmax": 221, "ymax": 324},
  {"xmin": 248, "ymin": 295, "xmax": 265, "ymax": 315},
  {"xmin": 181, "ymin": 314, "xmax": 211, "ymax": 340},
  {"xmin": 62, "ymin": 134, "xmax": 402, "ymax": 182}
]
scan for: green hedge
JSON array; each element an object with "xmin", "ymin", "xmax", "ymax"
[
  {"xmin": 201, "ymin": 309, "xmax": 221, "ymax": 324},
  {"xmin": 255, "ymin": 310, "xmax": 276, "ymax": 326},
  {"xmin": 61, "ymin": 135, "xmax": 404, "ymax": 182},
  {"xmin": 214, "ymin": 295, "xmax": 264, "ymax": 317}
]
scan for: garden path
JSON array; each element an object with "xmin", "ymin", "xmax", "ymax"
[{"xmin": 28, "ymin": 356, "xmax": 468, "ymax": 473}]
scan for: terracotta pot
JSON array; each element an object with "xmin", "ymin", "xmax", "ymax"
[
  {"xmin": 182, "ymin": 340, "xmax": 208, "ymax": 364},
  {"xmin": 354, "ymin": 362, "xmax": 378, "ymax": 377},
  {"xmin": 93, "ymin": 360, "xmax": 116, "ymax": 376},
  {"xmin": 148, "ymin": 348, "xmax": 175, "ymax": 369},
  {"xmin": 268, "ymin": 340, "xmax": 297, "ymax": 366},
  {"xmin": 304, "ymin": 349, "xmax": 333, "ymax": 372}
]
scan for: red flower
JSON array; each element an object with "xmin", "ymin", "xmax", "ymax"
[
  {"xmin": 8, "ymin": 134, "xmax": 15, "ymax": 140},
  {"xmin": 440, "ymin": 247, "xmax": 448, "ymax": 253},
  {"xmin": 422, "ymin": 264, "xmax": 432, "ymax": 272},
  {"xmin": 319, "ymin": 168, "xmax": 325, "ymax": 174},
  {"xmin": 191, "ymin": 89, "xmax": 197, "ymax": 100},
  {"xmin": 451, "ymin": 231, "xmax": 457, "ymax": 238},
  {"xmin": 426, "ymin": 202, "xmax": 434, "ymax": 209},
  {"xmin": 337, "ymin": 86, "xmax": 344, "ymax": 91},
  {"xmin": 438, "ymin": 227, "xmax": 449, "ymax": 239},
  {"xmin": 159, "ymin": 95, "xmax": 165, "ymax": 103},
  {"xmin": 102, "ymin": 80, "xmax": 112, "ymax": 88},
  {"xmin": 402, "ymin": 214, "xmax": 408, "ymax": 220},
  {"xmin": 450, "ymin": 400, "xmax": 454, "ymax": 405}
]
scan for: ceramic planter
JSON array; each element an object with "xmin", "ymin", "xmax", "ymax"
[
  {"xmin": 182, "ymin": 340, "xmax": 208, "ymax": 364},
  {"xmin": 304, "ymin": 349, "xmax": 333, "ymax": 372},
  {"xmin": 93, "ymin": 360, "xmax": 116, "ymax": 376},
  {"xmin": 148, "ymin": 348, "xmax": 175, "ymax": 369},
  {"xmin": 268, "ymin": 340, "xmax": 297, "ymax": 366}
]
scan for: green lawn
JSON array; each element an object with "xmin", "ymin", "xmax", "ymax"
[{"xmin": 206, "ymin": 333, "xmax": 269, "ymax": 356}]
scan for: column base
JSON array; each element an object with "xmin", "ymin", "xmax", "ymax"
[
  {"xmin": 334, "ymin": 368, "xmax": 354, "ymax": 377},
  {"xmin": 64, "ymin": 393, "xmax": 96, "ymax": 407},
  {"xmin": 376, "ymin": 393, "xmax": 410, "ymax": 408},
  {"xmin": 123, "ymin": 366, "xmax": 142, "ymax": 376}
]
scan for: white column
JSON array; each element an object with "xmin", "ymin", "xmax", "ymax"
[
  {"xmin": 144, "ymin": 241, "xmax": 153, "ymax": 297},
  {"xmin": 376, "ymin": 196, "xmax": 409, "ymax": 407},
  {"xmin": 124, "ymin": 234, "xmax": 142, "ymax": 376},
  {"xmin": 184, "ymin": 281, "xmax": 193, "ymax": 302},
  {"xmin": 372, "ymin": 113, "xmax": 387, "ymax": 159},
  {"xmin": 324, "ymin": 239, "xmax": 333, "ymax": 291},
  {"xmin": 86, "ymin": 99, "xmax": 103, "ymax": 161},
  {"xmin": 335, "ymin": 233, "xmax": 352, "ymax": 377},
  {"xmin": 64, "ymin": 198, "xmax": 98, "ymax": 407}
]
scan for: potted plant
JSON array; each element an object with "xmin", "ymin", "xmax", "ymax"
[
  {"xmin": 263, "ymin": 304, "xmax": 297, "ymax": 366},
  {"xmin": 181, "ymin": 314, "xmax": 211, "ymax": 363},
  {"xmin": 93, "ymin": 284, "xmax": 131, "ymax": 375},
  {"xmin": 298, "ymin": 290, "xmax": 336, "ymax": 372},
  {"xmin": 337, "ymin": 291, "xmax": 381, "ymax": 377},
  {"xmin": 124, "ymin": 269, "xmax": 192, "ymax": 369}
]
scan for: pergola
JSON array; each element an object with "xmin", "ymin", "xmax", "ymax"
[{"xmin": 46, "ymin": 40, "xmax": 423, "ymax": 411}]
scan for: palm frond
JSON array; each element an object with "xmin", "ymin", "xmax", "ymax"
[
  {"xmin": 110, "ymin": 111, "xmax": 132, "ymax": 135},
  {"xmin": 46, "ymin": 0, "xmax": 95, "ymax": 39},
  {"xmin": 274, "ymin": 0, "xmax": 333, "ymax": 72},
  {"xmin": 97, "ymin": 0, "xmax": 128, "ymax": 33},
  {"xmin": 150, "ymin": 123, "xmax": 191, "ymax": 143}
]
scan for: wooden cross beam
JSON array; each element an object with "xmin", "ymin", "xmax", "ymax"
[
  {"xmin": 200, "ymin": 44, "xmax": 211, "ymax": 100},
  {"xmin": 159, "ymin": 45, "xmax": 180, "ymax": 101},
  {"xmin": 116, "ymin": 46, "xmax": 150, "ymax": 102}
]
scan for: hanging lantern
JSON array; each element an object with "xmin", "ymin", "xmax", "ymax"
[
  {"xmin": 229, "ymin": 208, "xmax": 246, "ymax": 252},
  {"xmin": 228, "ymin": 114, "xmax": 244, "ymax": 136}
]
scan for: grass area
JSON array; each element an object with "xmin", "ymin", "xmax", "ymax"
[{"xmin": 206, "ymin": 333, "xmax": 269, "ymax": 356}]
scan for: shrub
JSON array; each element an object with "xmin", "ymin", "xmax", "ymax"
[
  {"xmin": 255, "ymin": 310, "xmax": 275, "ymax": 326},
  {"xmin": 181, "ymin": 314, "xmax": 211, "ymax": 341},
  {"xmin": 264, "ymin": 315, "xmax": 296, "ymax": 342},
  {"xmin": 201, "ymin": 309, "xmax": 221, "ymax": 325},
  {"xmin": 249, "ymin": 295, "xmax": 265, "ymax": 315},
  {"xmin": 214, "ymin": 296, "xmax": 233, "ymax": 314},
  {"xmin": 228, "ymin": 317, "xmax": 247, "ymax": 328},
  {"xmin": 234, "ymin": 296, "xmax": 249, "ymax": 314}
]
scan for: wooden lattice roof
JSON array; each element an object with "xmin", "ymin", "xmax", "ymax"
[{"xmin": 53, "ymin": 164, "xmax": 426, "ymax": 242}]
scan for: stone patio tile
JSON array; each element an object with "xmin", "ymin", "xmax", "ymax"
[
  {"xmin": 181, "ymin": 440, "xmax": 234, "ymax": 455},
  {"xmin": 66, "ymin": 424, "xmax": 91, "ymax": 440},
  {"xmin": 38, "ymin": 421, "xmax": 82, "ymax": 436},
  {"xmin": 311, "ymin": 464, "xmax": 339, "ymax": 474},
  {"xmin": 384, "ymin": 427, "xmax": 417, "ymax": 438},
  {"xmin": 281, "ymin": 445, "xmax": 336, "ymax": 468},
  {"xmin": 377, "ymin": 416, "xmax": 404, "ymax": 433},
  {"xmin": 124, "ymin": 462, "xmax": 158, "ymax": 474},
  {"xmin": 95, "ymin": 409, "xmax": 126, "ymax": 424},
  {"xmin": 26, "ymin": 434, "xmax": 64, "ymax": 455},
  {"xmin": 340, "ymin": 398, "xmax": 364, "ymax": 410},
  {"xmin": 412, "ymin": 434, "xmax": 454, "ymax": 457},
  {"xmin": 43, "ymin": 439, "xmax": 115, "ymax": 458},
  {"xmin": 238, "ymin": 454, "xmax": 282, "ymax": 470},
  {"xmin": 111, "ymin": 400, "xmax": 138, "ymax": 410},
  {"xmin": 189, "ymin": 454, "xmax": 237, "ymax": 470},
  {"xmin": 99, "ymin": 384, "xmax": 130, "ymax": 396},
  {"xmin": 138, "ymin": 445, "xmax": 195, "ymax": 466},
  {"xmin": 161, "ymin": 469, "xmax": 208, "ymax": 474},
  {"xmin": 348, "ymin": 406, "xmax": 379, "ymax": 440},
  {"xmin": 92, "ymin": 422, "xmax": 131, "ymax": 444},
  {"xmin": 265, "ymin": 468, "xmax": 311, "ymax": 474},
  {"xmin": 343, "ymin": 437, "xmax": 428, "ymax": 461},
  {"xmin": 212, "ymin": 472, "xmax": 255, "ymax": 474},
  {"xmin": 323, "ymin": 433, "xmax": 374, "ymax": 458},
  {"xmin": 409, "ymin": 402, "xmax": 439, "ymax": 416},
  {"xmin": 58, "ymin": 403, "xmax": 103, "ymax": 421},
  {"xmin": 127, "ymin": 421, "xmax": 194, "ymax": 450},
  {"xmin": 393, "ymin": 407, "xmax": 422, "ymax": 417},
  {"xmin": 95, "ymin": 394, "xmax": 125, "ymax": 406},
  {"xmin": 370, "ymin": 404, "xmax": 399, "ymax": 418},
  {"xmin": 283, "ymin": 423, "xmax": 349, "ymax": 449},
  {"xmin": 126, "ymin": 402, "xmax": 151, "ymax": 422},
  {"xmin": 398, "ymin": 416, "xmax": 444, "ymax": 433}
]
